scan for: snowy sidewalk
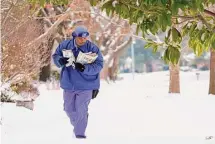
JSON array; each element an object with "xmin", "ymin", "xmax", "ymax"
[{"xmin": 1, "ymin": 71, "xmax": 215, "ymax": 144}]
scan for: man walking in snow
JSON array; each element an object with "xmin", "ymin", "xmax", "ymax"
[{"xmin": 52, "ymin": 26, "xmax": 103, "ymax": 139}]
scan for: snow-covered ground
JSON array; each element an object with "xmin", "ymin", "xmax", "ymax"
[{"xmin": 1, "ymin": 71, "xmax": 215, "ymax": 144}]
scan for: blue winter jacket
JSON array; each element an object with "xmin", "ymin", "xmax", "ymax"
[{"xmin": 52, "ymin": 38, "xmax": 104, "ymax": 90}]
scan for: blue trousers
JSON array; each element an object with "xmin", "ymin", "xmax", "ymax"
[{"xmin": 63, "ymin": 90, "xmax": 92, "ymax": 136}]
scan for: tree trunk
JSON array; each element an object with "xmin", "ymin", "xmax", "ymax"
[
  {"xmin": 209, "ymin": 49, "xmax": 215, "ymax": 95},
  {"xmin": 169, "ymin": 63, "xmax": 180, "ymax": 93},
  {"xmin": 39, "ymin": 64, "xmax": 51, "ymax": 81},
  {"xmin": 100, "ymin": 37, "xmax": 132, "ymax": 81},
  {"xmin": 109, "ymin": 56, "xmax": 119, "ymax": 81},
  {"xmin": 100, "ymin": 63, "xmax": 109, "ymax": 81},
  {"xmin": 39, "ymin": 38, "xmax": 54, "ymax": 82}
]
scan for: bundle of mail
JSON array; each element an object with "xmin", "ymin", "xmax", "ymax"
[{"xmin": 62, "ymin": 49, "xmax": 98, "ymax": 67}]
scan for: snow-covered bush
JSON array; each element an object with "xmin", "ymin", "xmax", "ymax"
[
  {"xmin": 1, "ymin": 81, "xmax": 39, "ymax": 110},
  {"xmin": 0, "ymin": 82, "xmax": 17, "ymax": 103},
  {"xmin": 51, "ymin": 70, "xmax": 60, "ymax": 81},
  {"xmin": 1, "ymin": 0, "xmax": 50, "ymax": 109}
]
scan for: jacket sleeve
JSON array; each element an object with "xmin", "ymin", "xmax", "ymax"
[
  {"xmin": 82, "ymin": 45, "xmax": 104, "ymax": 75},
  {"xmin": 52, "ymin": 41, "xmax": 66, "ymax": 68}
]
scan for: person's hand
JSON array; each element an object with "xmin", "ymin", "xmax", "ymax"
[
  {"xmin": 73, "ymin": 62, "xmax": 85, "ymax": 72},
  {"xmin": 58, "ymin": 57, "xmax": 69, "ymax": 66}
]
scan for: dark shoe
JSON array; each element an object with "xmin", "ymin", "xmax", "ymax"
[{"xmin": 75, "ymin": 135, "xmax": 86, "ymax": 139}]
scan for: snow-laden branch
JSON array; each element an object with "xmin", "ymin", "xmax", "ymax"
[
  {"xmin": 104, "ymin": 36, "xmax": 132, "ymax": 64},
  {"xmin": 1, "ymin": 2, "xmax": 16, "ymax": 27},
  {"xmin": 26, "ymin": 8, "xmax": 72, "ymax": 47},
  {"xmin": 198, "ymin": 14, "xmax": 215, "ymax": 33},
  {"xmin": 1, "ymin": 8, "xmax": 41, "ymax": 39},
  {"xmin": 204, "ymin": 9, "xmax": 215, "ymax": 17}
]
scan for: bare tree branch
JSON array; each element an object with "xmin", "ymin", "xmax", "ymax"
[
  {"xmin": 1, "ymin": 8, "xmax": 41, "ymax": 39},
  {"xmin": 2, "ymin": 3, "xmax": 15, "ymax": 27},
  {"xmin": 26, "ymin": 8, "xmax": 72, "ymax": 47},
  {"xmin": 204, "ymin": 9, "xmax": 215, "ymax": 17},
  {"xmin": 105, "ymin": 36, "xmax": 132, "ymax": 64},
  {"xmin": 198, "ymin": 14, "xmax": 215, "ymax": 33}
]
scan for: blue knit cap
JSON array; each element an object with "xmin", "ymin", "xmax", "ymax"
[{"xmin": 72, "ymin": 26, "xmax": 89, "ymax": 38}]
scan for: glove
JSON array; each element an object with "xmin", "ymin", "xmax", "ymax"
[
  {"xmin": 58, "ymin": 57, "xmax": 69, "ymax": 66},
  {"xmin": 73, "ymin": 62, "xmax": 85, "ymax": 72},
  {"xmin": 92, "ymin": 89, "xmax": 99, "ymax": 99}
]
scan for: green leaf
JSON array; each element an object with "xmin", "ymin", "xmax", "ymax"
[
  {"xmin": 149, "ymin": 23, "xmax": 158, "ymax": 35},
  {"xmin": 163, "ymin": 48, "xmax": 170, "ymax": 63},
  {"xmin": 152, "ymin": 45, "xmax": 158, "ymax": 53},
  {"xmin": 40, "ymin": 0, "xmax": 45, "ymax": 7},
  {"xmin": 89, "ymin": 0, "xmax": 97, "ymax": 6},
  {"xmin": 169, "ymin": 47, "xmax": 180, "ymax": 64},
  {"xmin": 165, "ymin": 48, "xmax": 170, "ymax": 60},
  {"xmin": 145, "ymin": 42, "xmax": 153, "ymax": 49},
  {"xmin": 121, "ymin": 4, "xmax": 129, "ymax": 18},
  {"xmin": 129, "ymin": 9, "xmax": 139, "ymax": 22},
  {"xmin": 191, "ymin": 41, "xmax": 197, "ymax": 55},
  {"xmin": 189, "ymin": 23, "xmax": 197, "ymax": 35},
  {"xmin": 212, "ymin": 41, "xmax": 215, "ymax": 48},
  {"xmin": 171, "ymin": 2, "xmax": 179, "ymax": 15},
  {"xmin": 164, "ymin": 36, "xmax": 169, "ymax": 44},
  {"xmin": 161, "ymin": 0, "xmax": 168, "ymax": 5},
  {"xmin": 209, "ymin": 0, "xmax": 215, "ymax": 3},
  {"xmin": 172, "ymin": 28, "xmax": 182, "ymax": 43},
  {"xmin": 181, "ymin": 23, "xmax": 189, "ymax": 36},
  {"xmin": 136, "ymin": 24, "xmax": 141, "ymax": 35},
  {"xmin": 195, "ymin": 43, "xmax": 204, "ymax": 56},
  {"xmin": 101, "ymin": 1, "xmax": 114, "ymax": 13},
  {"xmin": 167, "ymin": 28, "xmax": 171, "ymax": 39}
]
